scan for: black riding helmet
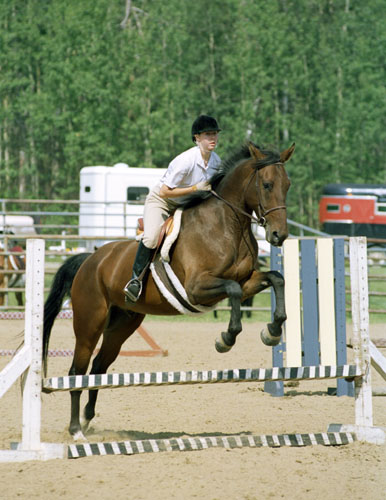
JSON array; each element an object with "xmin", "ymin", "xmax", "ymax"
[{"xmin": 191, "ymin": 115, "xmax": 221, "ymax": 143}]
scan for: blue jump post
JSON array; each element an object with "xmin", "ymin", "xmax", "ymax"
[{"xmin": 265, "ymin": 237, "xmax": 354, "ymax": 397}]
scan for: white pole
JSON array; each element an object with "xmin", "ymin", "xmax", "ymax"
[
  {"xmin": 349, "ymin": 237, "xmax": 373, "ymax": 427},
  {"xmin": 21, "ymin": 239, "xmax": 45, "ymax": 450}
]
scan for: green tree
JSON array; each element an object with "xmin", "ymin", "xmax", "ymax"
[{"xmin": 0, "ymin": 0, "xmax": 384, "ymax": 230}]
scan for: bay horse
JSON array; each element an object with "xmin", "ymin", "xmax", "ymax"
[
  {"xmin": 43, "ymin": 141, "xmax": 295, "ymax": 440},
  {"xmin": 0, "ymin": 246, "xmax": 26, "ymax": 306}
]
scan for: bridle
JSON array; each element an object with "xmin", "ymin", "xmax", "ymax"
[{"xmin": 209, "ymin": 162, "xmax": 287, "ymax": 227}]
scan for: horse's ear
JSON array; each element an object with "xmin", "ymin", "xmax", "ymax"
[
  {"xmin": 248, "ymin": 142, "xmax": 266, "ymax": 160},
  {"xmin": 280, "ymin": 143, "xmax": 295, "ymax": 163}
]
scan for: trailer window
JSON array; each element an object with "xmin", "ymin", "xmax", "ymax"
[
  {"xmin": 375, "ymin": 203, "xmax": 386, "ymax": 214},
  {"xmin": 127, "ymin": 187, "xmax": 149, "ymax": 204},
  {"xmin": 327, "ymin": 204, "xmax": 340, "ymax": 213}
]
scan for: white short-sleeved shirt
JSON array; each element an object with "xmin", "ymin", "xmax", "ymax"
[{"xmin": 159, "ymin": 146, "xmax": 221, "ymax": 190}]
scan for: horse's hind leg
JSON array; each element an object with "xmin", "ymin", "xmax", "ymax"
[
  {"xmin": 69, "ymin": 308, "xmax": 108, "ymax": 440},
  {"xmin": 82, "ymin": 308, "xmax": 145, "ymax": 433}
]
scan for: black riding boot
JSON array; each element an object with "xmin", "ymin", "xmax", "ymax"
[{"xmin": 123, "ymin": 241, "xmax": 154, "ymax": 303}]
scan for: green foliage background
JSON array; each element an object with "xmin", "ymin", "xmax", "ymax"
[{"xmin": 1, "ymin": 0, "xmax": 385, "ymax": 227}]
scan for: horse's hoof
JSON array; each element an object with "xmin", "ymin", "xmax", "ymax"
[
  {"xmin": 215, "ymin": 333, "xmax": 233, "ymax": 353},
  {"xmin": 260, "ymin": 326, "xmax": 281, "ymax": 346},
  {"xmin": 72, "ymin": 430, "xmax": 88, "ymax": 442}
]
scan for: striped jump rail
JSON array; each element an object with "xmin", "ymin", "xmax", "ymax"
[
  {"xmin": 68, "ymin": 432, "xmax": 356, "ymax": 459},
  {"xmin": 42, "ymin": 364, "xmax": 362, "ymax": 392}
]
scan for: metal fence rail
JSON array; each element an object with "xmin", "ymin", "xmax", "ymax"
[
  {"xmin": 0, "ymin": 198, "xmax": 385, "ymax": 315},
  {"xmin": 1, "ymin": 236, "xmax": 385, "ymax": 317}
]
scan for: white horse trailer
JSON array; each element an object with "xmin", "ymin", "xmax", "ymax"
[
  {"xmin": 78, "ymin": 162, "xmax": 271, "ymax": 255},
  {"xmin": 79, "ymin": 163, "xmax": 167, "ymax": 249},
  {"xmin": 0, "ymin": 215, "xmax": 36, "ymax": 236}
]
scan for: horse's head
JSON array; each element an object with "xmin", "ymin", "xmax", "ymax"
[{"xmin": 246, "ymin": 142, "xmax": 294, "ymax": 246}]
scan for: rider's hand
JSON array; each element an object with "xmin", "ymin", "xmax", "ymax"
[{"xmin": 193, "ymin": 180, "xmax": 212, "ymax": 191}]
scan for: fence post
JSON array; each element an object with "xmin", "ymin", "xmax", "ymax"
[
  {"xmin": 329, "ymin": 237, "xmax": 385, "ymax": 443},
  {"xmin": 21, "ymin": 239, "xmax": 45, "ymax": 450},
  {"xmin": 349, "ymin": 237, "xmax": 373, "ymax": 427}
]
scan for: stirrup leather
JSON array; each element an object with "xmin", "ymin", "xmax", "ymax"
[{"xmin": 124, "ymin": 278, "xmax": 143, "ymax": 303}]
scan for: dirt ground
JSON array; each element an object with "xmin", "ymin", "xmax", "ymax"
[{"xmin": 0, "ymin": 318, "xmax": 385, "ymax": 500}]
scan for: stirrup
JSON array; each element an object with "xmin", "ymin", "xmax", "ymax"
[{"xmin": 124, "ymin": 278, "xmax": 143, "ymax": 303}]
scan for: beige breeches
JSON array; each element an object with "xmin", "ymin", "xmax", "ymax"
[{"xmin": 142, "ymin": 187, "xmax": 177, "ymax": 249}]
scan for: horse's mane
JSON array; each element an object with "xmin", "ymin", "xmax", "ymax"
[{"xmin": 175, "ymin": 142, "xmax": 281, "ymax": 210}]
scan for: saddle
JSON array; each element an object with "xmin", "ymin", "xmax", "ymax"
[{"xmin": 136, "ymin": 216, "xmax": 173, "ymax": 248}]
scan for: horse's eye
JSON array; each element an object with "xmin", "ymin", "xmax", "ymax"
[{"xmin": 263, "ymin": 182, "xmax": 273, "ymax": 191}]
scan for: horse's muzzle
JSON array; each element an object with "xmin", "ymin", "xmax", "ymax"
[{"xmin": 266, "ymin": 229, "xmax": 288, "ymax": 247}]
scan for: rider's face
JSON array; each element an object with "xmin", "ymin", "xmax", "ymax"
[{"xmin": 195, "ymin": 131, "xmax": 219, "ymax": 152}]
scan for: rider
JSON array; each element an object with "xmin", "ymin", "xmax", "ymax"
[{"xmin": 124, "ymin": 114, "xmax": 222, "ymax": 303}]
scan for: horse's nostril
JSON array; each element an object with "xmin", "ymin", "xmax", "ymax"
[{"xmin": 271, "ymin": 231, "xmax": 284, "ymax": 246}]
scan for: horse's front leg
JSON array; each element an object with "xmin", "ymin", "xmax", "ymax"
[
  {"xmin": 187, "ymin": 277, "xmax": 243, "ymax": 353},
  {"xmin": 260, "ymin": 270, "xmax": 286, "ymax": 346},
  {"xmin": 242, "ymin": 270, "xmax": 286, "ymax": 347},
  {"xmin": 214, "ymin": 280, "xmax": 243, "ymax": 353}
]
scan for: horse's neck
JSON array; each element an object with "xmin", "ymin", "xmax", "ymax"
[
  {"xmin": 212, "ymin": 181, "xmax": 254, "ymax": 246},
  {"xmin": 217, "ymin": 164, "xmax": 254, "ymax": 214}
]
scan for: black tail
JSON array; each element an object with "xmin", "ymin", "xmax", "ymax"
[{"xmin": 43, "ymin": 252, "xmax": 91, "ymax": 374}]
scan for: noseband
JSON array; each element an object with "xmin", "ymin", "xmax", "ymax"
[{"xmin": 210, "ymin": 162, "xmax": 286, "ymax": 227}]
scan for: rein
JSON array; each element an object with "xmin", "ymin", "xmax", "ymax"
[{"xmin": 209, "ymin": 162, "xmax": 286, "ymax": 227}]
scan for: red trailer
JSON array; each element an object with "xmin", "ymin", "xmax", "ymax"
[{"xmin": 319, "ymin": 183, "xmax": 386, "ymax": 239}]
